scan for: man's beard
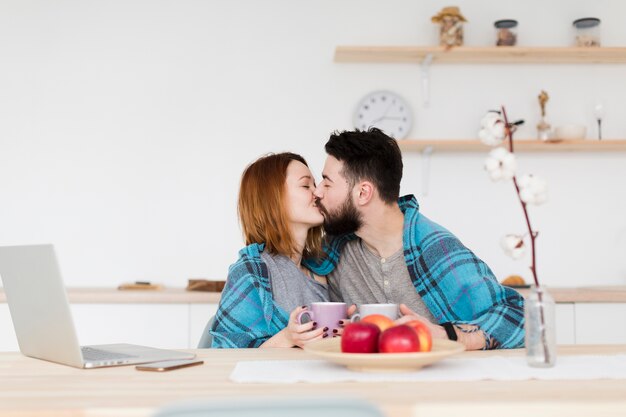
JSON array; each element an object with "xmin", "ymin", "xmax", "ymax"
[{"xmin": 317, "ymin": 196, "xmax": 363, "ymax": 236}]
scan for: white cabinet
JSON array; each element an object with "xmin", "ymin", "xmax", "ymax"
[
  {"xmin": 189, "ymin": 303, "xmax": 219, "ymax": 348},
  {"xmin": 2, "ymin": 286, "xmax": 626, "ymax": 351},
  {"xmin": 575, "ymin": 303, "xmax": 626, "ymax": 344},
  {"xmin": 555, "ymin": 303, "xmax": 576, "ymax": 345},
  {"xmin": 0, "ymin": 303, "xmax": 217, "ymax": 352},
  {"xmin": 71, "ymin": 304, "xmax": 190, "ymax": 349}
]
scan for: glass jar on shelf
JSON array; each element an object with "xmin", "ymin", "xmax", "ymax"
[
  {"xmin": 495, "ymin": 19, "xmax": 518, "ymax": 46},
  {"xmin": 573, "ymin": 17, "xmax": 601, "ymax": 47}
]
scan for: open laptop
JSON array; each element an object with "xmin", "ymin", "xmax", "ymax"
[{"xmin": 0, "ymin": 244, "xmax": 195, "ymax": 368}]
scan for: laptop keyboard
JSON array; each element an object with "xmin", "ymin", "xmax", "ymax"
[{"xmin": 81, "ymin": 346, "xmax": 138, "ymax": 361}]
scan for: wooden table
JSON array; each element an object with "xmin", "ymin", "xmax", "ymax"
[{"xmin": 2, "ymin": 345, "xmax": 626, "ymax": 417}]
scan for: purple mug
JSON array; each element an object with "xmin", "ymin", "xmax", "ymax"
[{"xmin": 296, "ymin": 302, "xmax": 347, "ymax": 337}]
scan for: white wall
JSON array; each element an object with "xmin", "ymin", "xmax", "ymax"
[{"xmin": 1, "ymin": 0, "xmax": 625, "ymax": 289}]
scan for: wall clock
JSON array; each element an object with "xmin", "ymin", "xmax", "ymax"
[{"xmin": 353, "ymin": 91, "xmax": 412, "ymax": 139}]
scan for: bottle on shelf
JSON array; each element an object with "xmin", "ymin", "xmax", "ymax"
[{"xmin": 537, "ymin": 90, "xmax": 552, "ymax": 141}]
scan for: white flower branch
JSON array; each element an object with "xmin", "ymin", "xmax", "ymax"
[
  {"xmin": 485, "ymin": 147, "xmax": 517, "ymax": 181},
  {"xmin": 478, "ymin": 107, "xmax": 546, "ymax": 288}
]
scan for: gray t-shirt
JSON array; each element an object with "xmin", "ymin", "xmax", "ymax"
[
  {"xmin": 261, "ymin": 251, "xmax": 329, "ymax": 314},
  {"xmin": 328, "ymin": 239, "xmax": 435, "ymax": 322}
]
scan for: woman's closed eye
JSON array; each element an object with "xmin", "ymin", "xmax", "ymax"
[{"xmin": 301, "ymin": 180, "xmax": 316, "ymax": 190}]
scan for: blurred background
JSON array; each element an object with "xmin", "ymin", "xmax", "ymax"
[{"xmin": 1, "ymin": 0, "xmax": 625, "ymax": 289}]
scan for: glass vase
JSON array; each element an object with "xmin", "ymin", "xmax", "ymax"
[{"xmin": 524, "ymin": 285, "xmax": 556, "ymax": 367}]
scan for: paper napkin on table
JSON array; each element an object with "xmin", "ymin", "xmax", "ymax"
[{"xmin": 230, "ymin": 355, "xmax": 626, "ymax": 383}]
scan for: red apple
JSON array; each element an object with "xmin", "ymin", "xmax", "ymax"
[
  {"xmin": 378, "ymin": 325, "xmax": 420, "ymax": 353},
  {"xmin": 360, "ymin": 314, "xmax": 395, "ymax": 332},
  {"xmin": 404, "ymin": 320, "xmax": 432, "ymax": 352},
  {"xmin": 341, "ymin": 322, "xmax": 381, "ymax": 353}
]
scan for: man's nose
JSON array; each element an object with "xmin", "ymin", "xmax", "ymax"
[{"xmin": 313, "ymin": 185, "xmax": 323, "ymax": 198}]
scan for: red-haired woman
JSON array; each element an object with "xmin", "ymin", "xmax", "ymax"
[{"xmin": 210, "ymin": 153, "xmax": 329, "ymax": 348}]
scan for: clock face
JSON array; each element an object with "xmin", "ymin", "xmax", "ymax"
[{"xmin": 353, "ymin": 91, "xmax": 412, "ymax": 139}]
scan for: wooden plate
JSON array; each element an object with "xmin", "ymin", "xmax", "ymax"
[{"xmin": 303, "ymin": 337, "xmax": 465, "ymax": 372}]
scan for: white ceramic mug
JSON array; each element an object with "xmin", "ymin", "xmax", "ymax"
[{"xmin": 350, "ymin": 303, "xmax": 399, "ymax": 322}]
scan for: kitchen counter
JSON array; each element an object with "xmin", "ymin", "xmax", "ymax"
[
  {"xmin": 1, "ymin": 286, "xmax": 626, "ymax": 349},
  {"xmin": 0, "ymin": 287, "xmax": 221, "ymax": 304},
  {"xmin": 515, "ymin": 286, "xmax": 626, "ymax": 303},
  {"xmin": 1, "ymin": 286, "xmax": 626, "ymax": 304}
]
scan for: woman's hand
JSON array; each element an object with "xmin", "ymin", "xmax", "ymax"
[
  {"xmin": 259, "ymin": 306, "xmax": 326, "ymax": 348},
  {"xmin": 332, "ymin": 304, "xmax": 357, "ymax": 337},
  {"xmin": 283, "ymin": 306, "xmax": 327, "ymax": 348}
]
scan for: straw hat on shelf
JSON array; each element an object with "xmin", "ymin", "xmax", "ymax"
[{"xmin": 431, "ymin": 6, "xmax": 467, "ymax": 23}]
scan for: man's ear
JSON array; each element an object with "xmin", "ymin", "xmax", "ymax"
[{"xmin": 355, "ymin": 181, "xmax": 375, "ymax": 206}]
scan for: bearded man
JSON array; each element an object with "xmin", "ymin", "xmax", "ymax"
[{"xmin": 306, "ymin": 128, "xmax": 525, "ymax": 350}]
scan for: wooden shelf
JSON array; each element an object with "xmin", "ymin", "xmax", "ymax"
[
  {"xmin": 397, "ymin": 139, "xmax": 626, "ymax": 152},
  {"xmin": 335, "ymin": 46, "xmax": 626, "ymax": 64}
]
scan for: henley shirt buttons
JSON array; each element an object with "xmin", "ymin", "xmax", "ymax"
[
  {"xmin": 381, "ymin": 258, "xmax": 386, "ymax": 264},
  {"xmin": 384, "ymin": 280, "xmax": 389, "ymax": 286}
]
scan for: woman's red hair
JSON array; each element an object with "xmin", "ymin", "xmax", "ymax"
[{"xmin": 238, "ymin": 153, "xmax": 322, "ymax": 258}]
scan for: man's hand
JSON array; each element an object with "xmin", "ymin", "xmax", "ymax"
[
  {"xmin": 397, "ymin": 304, "xmax": 488, "ymax": 350},
  {"xmin": 396, "ymin": 304, "xmax": 447, "ymax": 340}
]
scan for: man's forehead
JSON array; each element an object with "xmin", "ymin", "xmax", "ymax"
[{"xmin": 323, "ymin": 156, "xmax": 344, "ymax": 176}]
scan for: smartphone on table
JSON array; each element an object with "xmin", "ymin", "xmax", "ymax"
[{"xmin": 136, "ymin": 359, "xmax": 204, "ymax": 372}]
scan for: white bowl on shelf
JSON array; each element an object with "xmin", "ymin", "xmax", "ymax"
[{"xmin": 554, "ymin": 125, "xmax": 587, "ymax": 140}]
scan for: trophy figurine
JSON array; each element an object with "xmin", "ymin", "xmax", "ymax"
[{"xmin": 537, "ymin": 90, "xmax": 552, "ymax": 141}]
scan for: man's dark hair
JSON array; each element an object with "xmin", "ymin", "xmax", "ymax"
[{"xmin": 325, "ymin": 127, "xmax": 403, "ymax": 204}]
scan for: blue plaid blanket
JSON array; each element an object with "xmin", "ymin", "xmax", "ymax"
[
  {"xmin": 305, "ymin": 195, "xmax": 525, "ymax": 349},
  {"xmin": 210, "ymin": 195, "xmax": 524, "ymax": 349},
  {"xmin": 210, "ymin": 243, "xmax": 289, "ymax": 348}
]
